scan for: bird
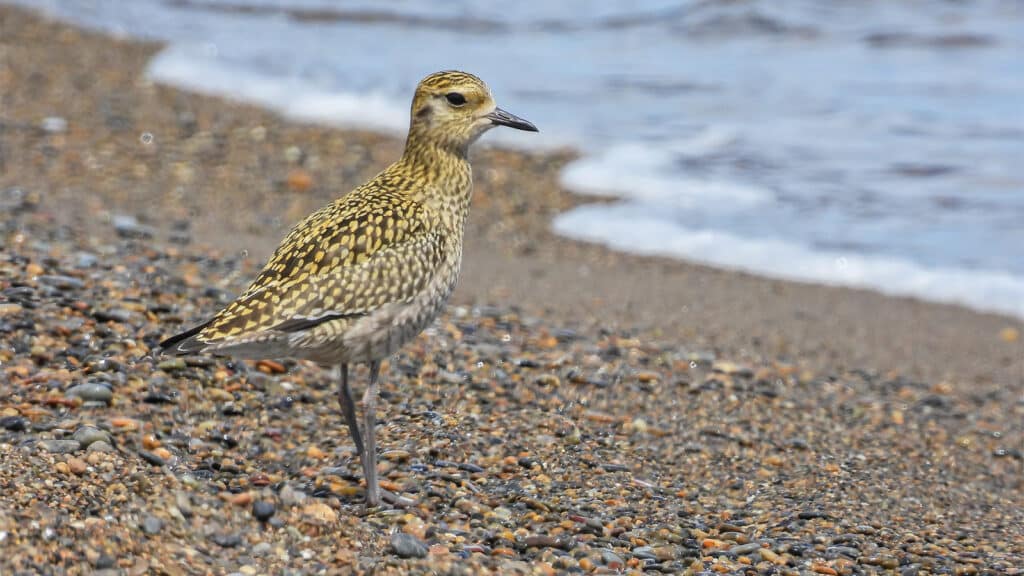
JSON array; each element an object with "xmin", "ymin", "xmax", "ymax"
[{"xmin": 159, "ymin": 70, "xmax": 538, "ymax": 507}]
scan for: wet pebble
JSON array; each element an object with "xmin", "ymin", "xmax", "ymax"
[
  {"xmin": 142, "ymin": 516, "xmax": 163, "ymax": 535},
  {"xmin": 66, "ymin": 382, "xmax": 113, "ymax": 404},
  {"xmin": 391, "ymin": 532, "xmax": 428, "ymax": 558},
  {"xmin": 87, "ymin": 441, "xmax": 115, "ymax": 453},
  {"xmin": 632, "ymin": 546, "xmax": 658, "ymax": 561},
  {"xmin": 252, "ymin": 501, "xmax": 275, "ymax": 523},
  {"xmin": 41, "ymin": 440, "xmax": 81, "ymax": 454},
  {"xmin": 0, "ymin": 416, "xmax": 29, "ymax": 431},
  {"xmin": 36, "ymin": 275, "xmax": 84, "ymax": 290},
  {"xmin": 112, "ymin": 214, "xmax": 155, "ymax": 239},
  {"xmin": 729, "ymin": 542, "xmax": 762, "ymax": 556},
  {"xmin": 138, "ymin": 449, "xmax": 166, "ymax": 467},
  {"xmin": 73, "ymin": 426, "xmax": 112, "ymax": 448},
  {"xmin": 210, "ymin": 533, "xmax": 242, "ymax": 548}
]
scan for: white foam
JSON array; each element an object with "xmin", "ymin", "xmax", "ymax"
[
  {"xmin": 553, "ymin": 203, "xmax": 1024, "ymax": 320},
  {"xmin": 560, "ymin": 139, "xmax": 770, "ymax": 210},
  {"xmin": 147, "ymin": 45, "xmax": 410, "ymax": 134}
]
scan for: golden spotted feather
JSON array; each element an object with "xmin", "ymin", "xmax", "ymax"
[{"xmin": 162, "ymin": 182, "xmax": 447, "ymax": 353}]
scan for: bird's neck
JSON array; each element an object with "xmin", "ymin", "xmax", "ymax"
[{"xmin": 399, "ymin": 136, "xmax": 474, "ymax": 235}]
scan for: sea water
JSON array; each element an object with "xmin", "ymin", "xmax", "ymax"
[{"xmin": 14, "ymin": 0, "xmax": 1024, "ymax": 318}]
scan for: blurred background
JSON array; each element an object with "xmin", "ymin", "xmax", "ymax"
[{"xmin": 9, "ymin": 0, "xmax": 1024, "ymax": 319}]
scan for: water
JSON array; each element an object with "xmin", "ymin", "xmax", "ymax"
[{"xmin": 14, "ymin": 0, "xmax": 1024, "ymax": 318}]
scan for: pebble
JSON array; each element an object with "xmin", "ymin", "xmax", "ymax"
[
  {"xmin": 36, "ymin": 274, "xmax": 85, "ymax": 290},
  {"xmin": 40, "ymin": 116, "xmax": 68, "ymax": 133},
  {"xmin": 632, "ymin": 546, "xmax": 658, "ymax": 561},
  {"xmin": 67, "ymin": 457, "xmax": 87, "ymax": 475},
  {"xmin": 87, "ymin": 441, "xmax": 115, "ymax": 453},
  {"xmin": 211, "ymin": 533, "xmax": 243, "ymax": 548},
  {"xmin": 0, "ymin": 416, "xmax": 28, "ymax": 431},
  {"xmin": 729, "ymin": 542, "xmax": 763, "ymax": 556},
  {"xmin": 66, "ymin": 383, "xmax": 113, "ymax": 404},
  {"xmin": 391, "ymin": 532, "xmax": 428, "ymax": 558},
  {"xmin": 112, "ymin": 214, "xmax": 155, "ymax": 239},
  {"xmin": 142, "ymin": 516, "xmax": 163, "ymax": 535},
  {"xmin": 73, "ymin": 426, "xmax": 112, "ymax": 448},
  {"xmin": 41, "ymin": 440, "xmax": 81, "ymax": 454},
  {"xmin": 601, "ymin": 551, "xmax": 625, "ymax": 569},
  {"xmin": 252, "ymin": 501, "xmax": 275, "ymax": 523},
  {"xmin": 138, "ymin": 449, "xmax": 166, "ymax": 467}
]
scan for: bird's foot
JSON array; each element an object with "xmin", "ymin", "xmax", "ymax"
[{"xmin": 364, "ymin": 488, "xmax": 415, "ymax": 509}]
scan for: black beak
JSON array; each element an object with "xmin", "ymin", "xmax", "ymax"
[{"xmin": 486, "ymin": 108, "xmax": 538, "ymax": 132}]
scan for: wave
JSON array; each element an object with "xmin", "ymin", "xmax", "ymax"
[{"xmin": 554, "ymin": 202, "xmax": 1024, "ymax": 320}]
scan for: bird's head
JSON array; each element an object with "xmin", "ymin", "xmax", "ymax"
[{"xmin": 407, "ymin": 70, "xmax": 537, "ymax": 155}]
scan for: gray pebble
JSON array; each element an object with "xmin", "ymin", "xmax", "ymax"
[
  {"xmin": 66, "ymin": 383, "xmax": 113, "ymax": 404},
  {"xmin": 41, "ymin": 440, "xmax": 81, "ymax": 454},
  {"xmin": 112, "ymin": 215, "xmax": 155, "ymax": 239},
  {"xmin": 87, "ymin": 441, "xmax": 115, "ymax": 453},
  {"xmin": 390, "ymin": 532, "xmax": 428, "ymax": 558},
  {"xmin": 279, "ymin": 484, "xmax": 306, "ymax": 507},
  {"xmin": 253, "ymin": 500, "xmax": 275, "ymax": 522},
  {"xmin": 142, "ymin": 515, "xmax": 163, "ymax": 535},
  {"xmin": 728, "ymin": 542, "xmax": 762, "ymax": 556},
  {"xmin": 0, "ymin": 416, "xmax": 28, "ymax": 431},
  {"xmin": 93, "ymin": 308, "xmax": 132, "ymax": 323},
  {"xmin": 601, "ymin": 551, "xmax": 625, "ymax": 567},
  {"xmin": 73, "ymin": 426, "xmax": 112, "ymax": 448},
  {"xmin": 36, "ymin": 275, "xmax": 85, "ymax": 290},
  {"xmin": 632, "ymin": 546, "xmax": 657, "ymax": 561},
  {"xmin": 138, "ymin": 449, "xmax": 165, "ymax": 467},
  {"xmin": 211, "ymin": 533, "xmax": 242, "ymax": 548},
  {"xmin": 827, "ymin": 545, "xmax": 860, "ymax": 558}
]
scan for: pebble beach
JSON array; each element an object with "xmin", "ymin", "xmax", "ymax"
[{"xmin": 1, "ymin": 5, "xmax": 1022, "ymax": 575}]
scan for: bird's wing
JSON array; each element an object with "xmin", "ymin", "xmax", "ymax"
[{"xmin": 160, "ymin": 190, "xmax": 446, "ymax": 353}]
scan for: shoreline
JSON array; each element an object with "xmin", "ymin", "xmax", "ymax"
[{"xmin": 0, "ymin": 5, "xmax": 1021, "ymax": 574}]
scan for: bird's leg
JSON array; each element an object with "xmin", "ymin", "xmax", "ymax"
[
  {"xmin": 362, "ymin": 360, "xmax": 381, "ymax": 507},
  {"xmin": 336, "ymin": 363, "xmax": 364, "ymax": 457}
]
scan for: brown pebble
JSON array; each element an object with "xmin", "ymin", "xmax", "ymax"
[{"xmin": 68, "ymin": 457, "xmax": 87, "ymax": 475}]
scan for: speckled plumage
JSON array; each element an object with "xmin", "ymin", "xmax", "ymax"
[{"xmin": 160, "ymin": 70, "xmax": 537, "ymax": 507}]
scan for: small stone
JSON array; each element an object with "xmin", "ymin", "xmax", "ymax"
[
  {"xmin": 41, "ymin": 440, "xmax": 81, "ymax": 454},
  {"xmin": 279, "ymin": 484, "xmax": 307, "ymax": 507},
  {"xmin": 157, "ymin": 358, "xmax": 187, "ymax": 372},
  {"xmin": 382, "ymin": 449, "xmax": 411, "ymax": 461},
  {"xmin": 211, "ymin": 533, "xmax": 242, "ymax": 548},
  {"xmin": 729, "ymin": 542, "xmax": 762, "ymax": 556},
  {"xmin": 87, "ymin": 441, "xmax": 115, "ymax": 453},
  {"xmin": 112, "ymin": 214, "xmax": 155, "ymax": 239},
  {"xmin": 138, "ymin": 449, "xmax": 166, "ymax": 467},
  {"xmin": 253, "ymin": 501, "xmax": 275, "ymax": 522},
  {"xmin": 40, "ymin": 116, "xmax": 68, "ymax": 133},
  {"xmin": 601, "ymin": 551, "xmax": 624, "ymax": 569},
  {"xmin": 142, "ymin": 516, "xmax": 163, "ymax": 535},
  {"xmin": 0, "ymin": 416, "xmax": 28, "ymax": 431},
  {"xmin": 66, "ymin": 383, "xmax": 113, "ymax": 404},
  {"xmin": 73, "ymin": 426, "xmax": 112, "ymax": 448},
  {"xmin": 632, "ymin": 546, "xmax": 657, "ymax": 561},
  {"xmin": 67, "ymin": 457, "xmax": 87, "ymax": 475},
  {"xmin": 302, "ymin": 502, "xmax": 337, "ymax": 523},
  {"xmin": 391, "ymin": 532, "xmax": 428, "ymax": 558},
  {"xmin": 93, "ymin": 308, "xmax": 132, "ymax": 323},
  {"xmin": 36, "ymin": 275, "xmax": 85, "ymax": 290},
  {"xmin": 999, "ymin": 327, "xmax": 1020, "ymax": 342}
]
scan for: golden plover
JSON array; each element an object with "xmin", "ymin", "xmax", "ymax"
[{"xmin": 160, "ymin": 70, "xmax": 537, "ymax": 507}]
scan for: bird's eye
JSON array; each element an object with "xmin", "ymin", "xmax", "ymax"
[{"xmin": 445, "ymin": 92, "xmax": 467, "ymax": 106}]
